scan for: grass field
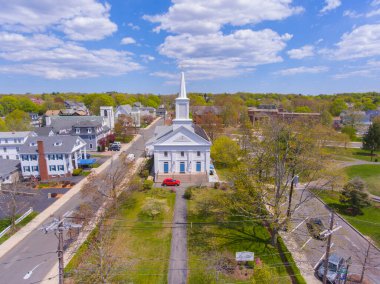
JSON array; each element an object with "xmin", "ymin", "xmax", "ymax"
[
  {"xmin": 0, "ymin": 212, "xmax": 38, "ymax": 245},
  {"xmin": 344, "ymin": 164, "xmax": 380, "ymax": 196},
  {"xmin": 324, "ymin": 147, "xmax": 380, "ymax": 162},
  {"xmin": 66, "ymin": 188, "xmax": 175, "ymax": 283},
  {"xmin": 187, "ymin": 188, "xmax": 306, "ymax": 284},
  {"xmin": 314, "ymin": 190, "xmax": 380, "ymax": 246}
]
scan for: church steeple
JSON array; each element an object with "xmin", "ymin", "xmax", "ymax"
[{"xmin": 173, "ymin": 72, "xmax": 192, "ymax": 129}]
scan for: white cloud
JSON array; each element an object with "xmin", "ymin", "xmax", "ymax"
[
  {"xmin": 323, "ymin": 24, "xmax": 380, "ymax": 60},
  {"xmin": 0, "ymin": 0, "xmax": 117, "ymax": 41},
  {"xmin": 366, "ymin": 9, "xmax": 380, "ymax": 17},
  {"xmin": 157, "ymin": 29, "xmax": 292, "ymax": 79},
  {"xmin": 127, "ymin": 23, "xmax": 140, "ymax": 30},
  {"xmin": 121, "ymin": 37, "xmax": 136, "ymax": 45},
  {"xmin": 343, "ymin": 8, "xmax": 380, "ymax": 18},
  {"xmin": 320, "ymin": 0, "xmax": 341, "ymax": 13},
  {"xmin": 287, "ymin": 45, "xmax": 314, "ymax": 59},
  {"xmin": 144, "ymin": 0, "xmax": 303, "ymax": 35},
  {"xmin": 334, "ymin": 60, "xmax": 380, "ymax": 79},
  {"xmin": 140, "ymin": 55, "xmax": 155, "ymax": 63},
  {"xmin": 372, "ymin": 0, "xmax": 380, "ymax": 6},
  {"xmin": 0, "ymin": 32, "xmax": 141, "ymax": 79},
  {"xmin": 275, "ymin": 66, "xmax": 329, "ymax": 76},
  {"xmin": 333, "ymin": 70, "xmax": 373, "ymax": 79}
]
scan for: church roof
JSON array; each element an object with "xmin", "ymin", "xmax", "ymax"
[{"xmin": 193, "ymin": 124, "xmax": 210, "ymax": 141}]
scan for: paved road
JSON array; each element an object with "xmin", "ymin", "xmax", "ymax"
[
  {"xmin": 283, "ymin": 186, "xmax": 380, "ymax": 283},
  {"xmin": 0, "ymin": 118, "xmax": 162, "ymax": 284},
  {"xmin": 168, "ymin": 187, "xmax": 188, "ymax": 284}
]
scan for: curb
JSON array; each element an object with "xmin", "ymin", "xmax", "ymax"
[{"xmin": 0, "ymin": 134, "xmax": 141, "ymax": 259}]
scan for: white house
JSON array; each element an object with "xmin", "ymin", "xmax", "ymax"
[
  {"xmin": 0, "ymin": 160, "xmax": 20, "ymax": 185},
  {"xmin": 146, "ymin": 72, "xmax": 211, "ymax": 183},
  {"xmin": 19, "ymin": 136, "xmax": 87, "ymax": 180},
  {"xmin": 0, "ymin": 131, "xmax": 36, "ymax": 160}
]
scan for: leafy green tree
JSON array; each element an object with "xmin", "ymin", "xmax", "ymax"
[
  {"xmin": 0, "ymin": 96, "xmax": 20, "ymax": 114},
  {"xmin": 89, "ymin": 95, "xmax": 115, "ymax": 115},
  {"xmin": 19, "ymin": 97, "xmax": 39, "ymax": 113},
  {"xmin": 294, "ymin": 106, "xmax": 312, "ymax": 113},
  {"xmin": 362, "ymin": 120, "xmax": 380, "ymax": 160},
  {"xmin": 340, "ymin": 178, "xmax": 370, "ymax": 215},
  {"xmin": 321, "ymin": 110, "xmax": 333, "ymax": 126},
  {"xmin": 5, "ymin": 110, "xmax": 31, "ymax": 131},
  {"xmin": 211, "ymin": 136, "xmax": 241, "ymax": 167},
  {"xmin": 0, "ymin": 119, "xmax": 7, "ymax": 131},
  {"xmin": 0, "ymin": 104, "xmax": 4, "ymax": 116},
  {"xmin": 329, "ymin": 98, "xmax": 347, "ymax": 116},
  {"xmin": 341, "ymin": 126, "xmax": 357, "ymax": 141}
]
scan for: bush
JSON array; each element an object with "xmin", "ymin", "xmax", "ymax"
[
  {"xmin": 140, "ymin": 197, "xmax": 169, "ymax": 219},
  {"xmin": 72, "ymin": 168, "xmax": 83, "ymax": 176},
  {"xmin": 140, "ymin": 169, "xmax": 149, "ymax": 178},
  {"xmin": 184, "ymin": 188, "xmax": 192, "ymax": 200},
  {"xmin": 214, "ymin": 182, "xmax": 220, "ymax": 189},
  {"xmin": 143, "ymin": 179, "xmax": 154, "ymax": 190}
]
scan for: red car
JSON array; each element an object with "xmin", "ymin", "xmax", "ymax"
[{"xmin": 162, "ymin": 178, "xmax": 181, "ymax": 186}]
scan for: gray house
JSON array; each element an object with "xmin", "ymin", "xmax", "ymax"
[{"xmin": 71, "ymin": 120, "xmax": 110, "ymax": 151}]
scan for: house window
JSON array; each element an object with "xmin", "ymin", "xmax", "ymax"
[
  {"xmin": 32, "ymin": 166, "xmax": 39, "ymax": 172},
  {"xmin": 23, "ymin": 166, "xmax": 30, "ymax": 172},
  {"xmin": 6, "ymin": 155, "xmax": 9, "ymax": 159},
  {"xmin": 22, "ymin": 155, "xmax": 29, "ymax": 161},
  {"xmin": 89, "ymin": 143, "xmax": 93, "ymax": 149},
  {"xmin": 197, "ymin": 151, "xmax": 201, "ymax": 157},
  {"xmin": 4, "ymin": 139, "xmax": 8, "ymax": 143},
  {"xmin": 76, "ymin": 128, "xmax": 80, "ymax": 134},
  {"xmin": 49, "ymin": 165, "xmax": 56, "ymax": 171},
  {"xmin": 30, "ymin": 155, "xmax": 37, "ymax": 161},
  {"xmin": 58, "ymin": 165, "xmax": 64, "ymax": 171},
  {"xmin": 16, "ymin": 155, "xmax": 19, "ymax": 159},
  {"xmin": 57, "ymin": 154, "xmax": 63, "ymax": 160},
  {"xmin": 164, "ymin": 151, "xmax": 168, "ymax": 157},
  {"xmin": 164, "ymin": 162, "xmax": 169, "ymax": 173},
  {"xmin": 87, "ymin": 128, "xmax": 92, "ymax": 133},
  {"xmin": 3, "ymin": 147, "xmax": 6, "ymax": 152},
  {"xmin": 196, "ymin": 162, "xmax": 201, "ymax": 172},
  {"xmin": 181, "ymin": 151, "xmax": 184, "ymax": 157}
]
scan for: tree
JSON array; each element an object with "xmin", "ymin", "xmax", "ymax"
[
  {"xmin": 5, "ymin": 109, "xmax": 31, "ymax": 131},
  {"xmin": 294, "ymin": 106, "xmax": 312, "ymax": 113},
  {"xmin": 321, "ymin": 110, "xmax": 333, "ymax": 126},
  {"xmin": 0, "ymin": 119, "xmax": 7, "ymax": 131},
  {"xmin": 141, "ymin": 115, "xmax": 154, "ymax": 125},
  {"xmin": 330, "ymin": 98, "xmax": 347, "ymax": 116},
  {"xmin": 114, "ymin": 115, "xmax": 134, "ymax": 142},
  {"xmin": 341, "ymin": 125, "xmax": 357, "ymax": 141},
  {"xmin": 340, "ymin": 178, "xmax": 370, "ymax": 215},
  {"xmin": 211, "ymin": 136, "xmax": 241, "ymax": 167},
  {"xmin": 0, "ymin": 96, "xmax": 20, "ymax": 114},
  {"xmin": 363, "ymin": 120, "xmax": 380, "ymax": 161},
  {"xmin": 196, "ymin": 112, "xmax": 222, "ymax": 141}
]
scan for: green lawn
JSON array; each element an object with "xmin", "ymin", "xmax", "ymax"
[
  {"xmin": 0, "ymin": 212, "xmax": 38, "ymax": 245},
  {"xmin": 314, "ymin": 190, "xmax": 380, "ymax": 246},
  {"xmin": 187, "ymin": 188, "xmax": 306, "ymax": 284},
  {"xmin": 344, "ymin": 164, "xmax": 380, "ymax": 196},
  {"xmin": 66, "ymin": 188, "xmax": 175, "ymax": 283},
  {"xmin": 214, "ymin": 164, "xmax": 232, "ymax": 181},
  {"xmin": 324, "ymin": 147, "xmax": 380, "ymax": 162}
]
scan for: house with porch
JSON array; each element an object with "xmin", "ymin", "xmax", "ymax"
[
  {"xmin": 19, "ymin": 136, "xmax": 87, "ymax": 180},
  {"xmin": 146, "ymin": 72, "xmax": 211, "ymax": 183}
]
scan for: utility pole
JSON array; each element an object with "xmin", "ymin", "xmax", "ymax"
[
  {"xmin": 323, "ymin": 212, "xmax": 334, "ymax": 284},
  {"xmin": 41, "ymin": 211, "xmax": 82, "ymax": 284},
  {"xmin": 360, "ymin": 242, "xmax": 371, "ymax": 283}
]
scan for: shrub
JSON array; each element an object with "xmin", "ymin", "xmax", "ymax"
[
  {"xmin": 140, "ymin": 169, "xmax": 149, "ymax": 178},
  {"xmin": 140, "ymin": 197, "xmax": 169, "ymax": 219},
  {"xmin": 214, "ymin": 182, "xmax": 220, "ymax": 189},
  {"xmin": 143, "ymin": 179, "xmax": 154, "ymax": 190},
  {"xmin": 72, "ymin": 169, "xmax": 83, "ymax": 176},
  {"xmin": 184, "ymin": 188, "xmax": 192, "ymax": 200}
]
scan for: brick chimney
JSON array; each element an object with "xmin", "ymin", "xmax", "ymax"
[{"xmin": 37, "ymin": 140, "xmax": 49, "ymax": 181}]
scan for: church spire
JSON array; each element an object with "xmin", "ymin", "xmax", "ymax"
[{"xmin": 179, "ymin": 72, "xmax": 187, "ymax": 98}]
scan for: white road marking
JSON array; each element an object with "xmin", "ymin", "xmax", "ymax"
[
  {"xmin": 291, "ymin": 217, "xmax": 308, "ymax": 233},
  {"xmin": 301, "ymin": 237, "xmax": 313, "ymax": 249},
  {"xmin": 343, "ymin": 235, "xmax": 359, "ymax": 250},
  {"xmin": 313, "ymin": 243, "xmax": 334, "ymax": 270},
  {"xmin": 23, "ymin": 262, "xmax": 44, "ymax": 280}
]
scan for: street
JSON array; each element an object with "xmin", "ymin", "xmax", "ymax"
[{"xmin": 0, "ymin": 118, "xmax": 162, "ymax": 284}]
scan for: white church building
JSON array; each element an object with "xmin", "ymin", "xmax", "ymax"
[{"xmin": 146, "ymin": 73, "xmax": 212, "ymax": 183}]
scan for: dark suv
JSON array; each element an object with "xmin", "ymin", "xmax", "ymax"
[
  {"xmin": 306, "ymin": 218, "xmax": 327, "ymax": 240},
  {"xmin": 317, "ymin": 254, "xmax": 344, "ymax": 283}
]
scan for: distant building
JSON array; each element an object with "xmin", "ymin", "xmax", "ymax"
[
  {"xmin": 0, "ymin": 131, "xmax": 36, "ymax": 160},
  {"xmin": 115, "ymin": 103, "xmax": 155, "ymax": 127},
  {"xmin": 146, "ymin": 73, "xmax": 211, "ymax": 184},
  {"xmin": 19, "ymin": 136, "xmax": 87, "ymax": 180},
  {"xmin": 248, "ymin": 105, "xmax": 320, "ymax": 124},
  {"xmin": 64, "ymin": 100, "xmax": 89, "ymax": 114},
  {"xmin": 33, "ymin": 127, "xmax": 55, "ymax": 137},
  {"xmin": 156, "ymin": 105, "xmax": 167, "ymax": 117},
  {"xmin": 100, "ymin": 106, "xmax": 115, "ymax": 130},
  {"xmin": 29, "ymin": 112, "xmax": 41, "ymax": 127},
  {"xmin": 191, "ymin": 106, "xmax": 222, "ymax": 124},
  {"xmin": 0, "ymin": 160, "xmax": 20, "ymax": 185}
]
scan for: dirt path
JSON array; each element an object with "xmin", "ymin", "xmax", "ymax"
[{"xmin": 168, "ymin": 187, "xmax": 188, "ymax": 284}]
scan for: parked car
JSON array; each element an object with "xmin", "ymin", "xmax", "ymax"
[
  {"xmin": 162, "ymin": 178, "xmax": 181, "ymax": 186},
  {"xmin": 109, "ymin": 144, "xmax": 121, "ymax": 151},
  {"xmin": 113, "ymin": 141, "xmax": 121, "ymax": 146},
  {"xmin": 317, "ymin": 254, "xmax": 345, "ymax": 283},
  {"xmin": 210, "ymin": 164, "xmax": 215, "ymax": 175},
  {"xmin": 306, "ymin": 218, "xmax": 327, "ymax": 240}
]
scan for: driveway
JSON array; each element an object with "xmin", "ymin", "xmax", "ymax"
[{"xmin": 168, "ymin": 186, "xmax": 188, "ymax": 284}]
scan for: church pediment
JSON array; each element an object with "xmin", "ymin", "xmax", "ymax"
[
  {"xmin": 173, "ymin": 135, "xmax": 192, "ymax": 143},
  {"xmin": 154, "ymin": 126, "xmax": 211, "ymax": 146}
]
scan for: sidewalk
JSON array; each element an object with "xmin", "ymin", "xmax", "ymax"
[{"xmin": 0, "ymin": 134, "xmax": 141, "ymax": 259}]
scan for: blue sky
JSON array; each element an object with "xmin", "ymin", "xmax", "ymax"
[{"xmin": 1, "ymin": 0, "xmax": 380, "ymax": 95}]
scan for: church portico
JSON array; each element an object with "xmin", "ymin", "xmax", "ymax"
[{"xmin": 146, "ymin": 72, "xmax": 212, "ymax": 184}]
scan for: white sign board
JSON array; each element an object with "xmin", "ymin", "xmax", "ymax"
[{"xmin": 236, "ymin": 251, "xmax": 254, "ymax": 261}]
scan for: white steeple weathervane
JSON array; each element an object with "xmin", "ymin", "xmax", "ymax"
[{"xmin": 173, "ymin": 72, "xmax": 193, "ymax": 129}]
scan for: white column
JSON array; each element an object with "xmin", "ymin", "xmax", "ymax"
[{"xmin": 74, "ymin": 151, "xmax": 78, "ymax": 168}]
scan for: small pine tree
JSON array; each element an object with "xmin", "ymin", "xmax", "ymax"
[{"xmin": 340, "ymin": 177, "xmax": 371, "ymax": 215}]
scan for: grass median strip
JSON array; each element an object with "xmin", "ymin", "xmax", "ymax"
[{"xmin": 0, "ymin": 212, "xmax": 38, "ymax": 245}]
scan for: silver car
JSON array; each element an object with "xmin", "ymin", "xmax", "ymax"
[{"xmin": 317, "ymin": 254, "xmax": 344, "ymax": 283}]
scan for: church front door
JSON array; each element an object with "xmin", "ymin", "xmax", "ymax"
[{"xmin": 180, "ymin": 162, "xmax": 185, "ymax": 173}]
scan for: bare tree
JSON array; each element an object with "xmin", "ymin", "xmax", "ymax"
[{"xmin": 0, "ymin": 177, "xmax": 30, "ymax": 233}]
